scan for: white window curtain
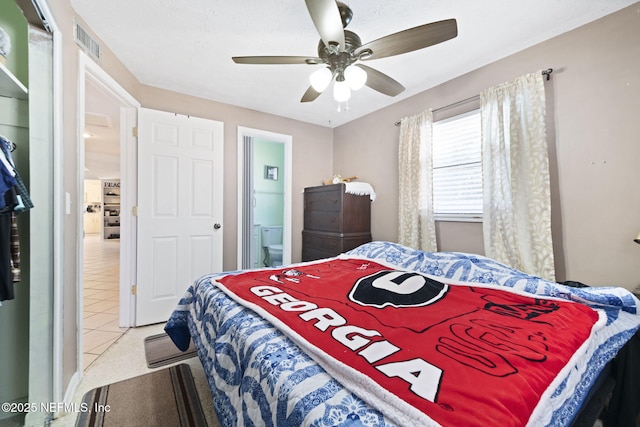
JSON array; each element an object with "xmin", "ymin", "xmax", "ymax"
[
  {"xmin": 480, "ymin": 71, "xmax": 555, "ymax": 280},
  {"xmin": 398, "ymin": 110, "xmax": 437, "ymax": 252}
]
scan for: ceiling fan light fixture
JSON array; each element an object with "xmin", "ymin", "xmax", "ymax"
[
  {"xmin": 309, "ymin": 67, "xmax": 333, "ymax": 92},
  {"xmin": 333, "ymin": 79, "xmax": 351, "ymax": 103},
  {"xmin": 344, "ymin": 66, "xmax": 367, "ymax": 90}
]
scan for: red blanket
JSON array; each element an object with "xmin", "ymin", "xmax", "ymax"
[{"xmin": 215, "ymin": 257, "xmax": 601, "ymax": 426}]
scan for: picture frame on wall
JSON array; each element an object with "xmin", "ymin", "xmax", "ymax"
[{"xmin": 265, "ymin": 165, "xmax": 278, "ymax": 180}]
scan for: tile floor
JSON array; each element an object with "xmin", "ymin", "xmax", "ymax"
[{"xmin": 82, "ymin": 233, "xmax": 127, "ymax": 370}]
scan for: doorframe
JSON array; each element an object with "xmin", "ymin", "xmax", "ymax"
[
  {"xmin": 24, "ymin": 0, "xmax": 64, "ymax": 414},
  {"xmin": 76, "ymin": 53, "xmax": 140, "ymax": 364},
  {"xmin": 237, "ymin": 126, "xmax": 292, "ymax": 269}
]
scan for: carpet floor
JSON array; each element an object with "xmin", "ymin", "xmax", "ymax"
[
  {"xmin": 75, "ymin": 364, "xmax": 207, "ymax": 427},
  {"xmin": 50, "ymin": 323, "xmax": 220, "ymax": 427}
]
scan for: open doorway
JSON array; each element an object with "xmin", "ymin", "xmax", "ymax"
[
  {"xmin": 81, "ymin": 76, "xmax": 126, "ymax": 369},
  {"xmin": 77, "ymin": 53, "xmax": 139, "ymax": 371},
  {"xmin": 237, "ymin": 127, "xmax": 292, "ymax": 270}
]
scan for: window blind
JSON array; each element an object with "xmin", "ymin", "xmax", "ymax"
[{"xmin": 432, "ymin": 109, "xmax": 483, "ymax": 218}]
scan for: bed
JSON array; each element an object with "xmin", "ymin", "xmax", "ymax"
[{"xmin": 165, "ymin": 241, "xmax": 640, "ymax": 426}]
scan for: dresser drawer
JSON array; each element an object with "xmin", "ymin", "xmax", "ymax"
[
  {"xmin": 304, "ymin": 185, "xmax": 342, "ymax": 213},
  {"xmin": 302, "ymin": 247, "xmax": 336, "ymax": 263},
  {"xmin": 302, "ymin": 231, "xmax": 372, "ymax": 261},
  {"xmin": 304, "ymin": 211, "xmax": 343, "ymax": 232},
  {"xmin": 302, "ymin": 231, "xmax": 341, "ymax": 253}
]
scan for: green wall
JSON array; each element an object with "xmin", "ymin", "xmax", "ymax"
[
  {"xmin": 0, "ymin": 1, "xmax": 30, "ymax": 419},
  {"xmin": 0, "ymin": 1, "xmax": 28, "ymax": 84},
  {"xmin": 253, "ymin": 139, "xmax": 285, "ymax": 227}
]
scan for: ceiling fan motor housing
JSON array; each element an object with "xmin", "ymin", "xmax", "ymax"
[{"xmin": 317, "ymin": 30, "xmax": 362, "ymax": 76}]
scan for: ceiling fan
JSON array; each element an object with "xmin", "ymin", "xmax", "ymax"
[{"xmin": 232, "ymin": 0, "xmax": 458, "ymax": 104}]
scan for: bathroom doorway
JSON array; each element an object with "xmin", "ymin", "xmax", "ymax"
[{"xmin": 237, "ymin": 127, "xmax": 292, "ymax": 270}]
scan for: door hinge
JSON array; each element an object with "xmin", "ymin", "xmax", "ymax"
[
  {"xmin": 131, "ymin": 285, "xmax": 137, "ymax": 295},
  {"xmin": 132, "ymin": 126, "xmax": 138, "ymax": 137},
  {"xmin": 132, "ymin": 206, "xmax": 138, "ymax": 216}
]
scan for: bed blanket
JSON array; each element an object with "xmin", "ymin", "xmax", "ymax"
[
  {"xmin": 165, "ymin": 241, "xmax": 640, "ymax": 426},
  {"xmin": 214, "ymin": 256, "xmax": 603, "ymax": 427}
]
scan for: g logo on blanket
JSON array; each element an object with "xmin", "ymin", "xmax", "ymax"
[{"xmin": 349, "ymin": 270, "xmax": 448, "ymax": 308}]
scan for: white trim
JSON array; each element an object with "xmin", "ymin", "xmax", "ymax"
[
  {"xmin": 61, "ymin": 371, "xmax": 81, "ymax": 405},
  {"xmin": 237, "ymin": 127, "xmax": 292, "ymax": 270},
  {"xmin": 120, "ymin": 107, "xmax": 138, "ymax": 327},
  {"xmin": 76, "ymin": 53, "xmax": 87, "ymax": 383},
  {"xmin": 33, "ymin": 0, "xmax": 66, "ymax": 407},
  {"xmin": 76, "ymin": 52, "xmax": 141, "ymax": 377},
  {"xmin": 15, "ymin": 2, "xmax": 65, "ymax": 423},
  {"xmin": 74, "ymin": 50, "xmax": 140, "ymax": 404}
]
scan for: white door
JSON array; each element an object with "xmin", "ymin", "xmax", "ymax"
[{"xmin": 136, "ymin": 108, "xmax": 224, "ymax": 325}]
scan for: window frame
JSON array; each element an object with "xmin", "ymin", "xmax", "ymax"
[{"xmin": 431, "ymin": 108, "xmax": 483, "ymax": 223}]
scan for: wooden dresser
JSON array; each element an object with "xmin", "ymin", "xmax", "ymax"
[{"xmin": 302, "ymin": 183, "xmax": 372, "ymax": 261}]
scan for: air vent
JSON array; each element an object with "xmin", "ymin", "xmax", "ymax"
[
  {"xmin": 74, "ymin": 21, "xmax": 101, "ymax": 62},
  {"xmin": 86, "ymin": 112, "xmax": 113, "ymax": 128}
]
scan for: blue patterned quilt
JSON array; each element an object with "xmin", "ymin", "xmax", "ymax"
[{"xmin": 165, "ymin": 241, "xmax": 640, "ymax": 427}]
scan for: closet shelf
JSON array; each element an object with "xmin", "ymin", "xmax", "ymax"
[{"xmin": 0, "ymin": 62, "xmax": 28, "ymax": 100}]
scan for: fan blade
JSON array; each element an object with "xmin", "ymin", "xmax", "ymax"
[
  {"xmin": 356, "ymin": 19, "xmax": 457, "ymax": 61},
  {"xmin": 232, "ymin": 56, "xmax": 322, "ymax": 65},
  {"xmin": 355, "ymin": 64, "xmax": 405, "ymax": 97},
  {"xmin": 305, "ymin": 0, "xmax": 345, "ymax": 52},
  {"xmin": 301, "ymin": 86, "xmax": 322, "ymax": 103}
]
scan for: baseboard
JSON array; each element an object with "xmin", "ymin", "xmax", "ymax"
[{"xmin": 54, "ymin": 370, "xmax": 82, "ymax": 420}]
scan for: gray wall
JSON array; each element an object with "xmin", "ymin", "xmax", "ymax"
[
  {"xmin": 333, "ymin": 4, "xmax": 640, "ymax": 289},
  {"xmin": 138, "ymin": 86, "xmax": 334, "ymax": 270},
  {"xmin": 30, "ymin": 0, "xmax": 640, "ymax": 411},
  {"xmin": 45, "ymin": 0, "xmax": 334, "ymax": 393}
]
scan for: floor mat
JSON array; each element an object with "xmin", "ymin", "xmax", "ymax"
[
  {"xmin": 75, "ymin": 363, "xmax": 207, "ymax": 427},
  {"xmin": 143, "ymin": 332, "xmax": 196, "ymax": 369}
]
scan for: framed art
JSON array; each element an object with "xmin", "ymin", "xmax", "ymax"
[{"xmin": 265, "ymin": 165, "xmax": 278, "ymax": 180}]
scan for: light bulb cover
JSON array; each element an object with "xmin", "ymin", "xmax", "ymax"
[
  {"xmin": 345, "ymin": 66, "xmax": 367, "ymax": 90},
  {"xmin": 333, "ymin": 80, "xmax": 351, "ymax": 102},
  {"xmin": 309, "ymin": 68, "xmax": 332, "ymax": 92}
]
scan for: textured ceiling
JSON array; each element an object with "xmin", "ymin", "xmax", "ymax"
[
  {"xmin": 72, "ymin": 0, "xmax": 636, "ymax": 129},
  {"xmin": 84, "ymin": 77, "xmax": 121, "ymax": 180}
]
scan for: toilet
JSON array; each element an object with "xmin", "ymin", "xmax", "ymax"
[{"xmin": 261, "ymin": 226, "xmax": 283, "ymax": 267}]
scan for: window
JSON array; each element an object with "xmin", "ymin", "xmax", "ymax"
[{"xmin": 431, "ymin": 109, "xmax": 483, "ymax": 220}]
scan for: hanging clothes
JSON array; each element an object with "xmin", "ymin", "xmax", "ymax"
[
  {"xmin": 0, "ymin": 212, "xmax": 12, "ymax": 301},
  {"xmin": 0, "ymin": 136, "xmax": 33, "ymax": 212},
  {"xmin": 0, "ymin": 155, "xmax": 17, "ymax": 211},
  {"xmin": 10, "ymin": 212, "xmax": 20, "ymax": 283},
  {"xmin": 0, "ymin": 136, "xmax": 33, "ymax": 301}
]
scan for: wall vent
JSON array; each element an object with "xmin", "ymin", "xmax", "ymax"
[
  {"xmin": 85, "ymin": 112, "xmax": 113, "ymax": 128},
  {"xmin": 74, "ymin": 21, "xmax": 102, "ymax": 62}
]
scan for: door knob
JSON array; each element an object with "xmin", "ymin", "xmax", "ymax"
[{"xmin": 214, "ymin": 223, "xmax": 221, "ymax": 230}]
